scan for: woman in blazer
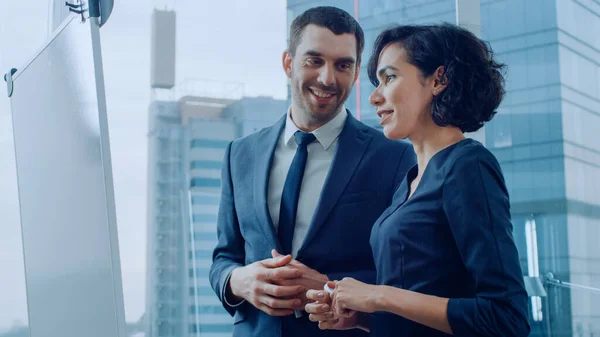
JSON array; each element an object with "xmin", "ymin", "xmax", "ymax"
[{"xmin": 305, "ymin": 23, "xmax": 530, "ymax": 337}]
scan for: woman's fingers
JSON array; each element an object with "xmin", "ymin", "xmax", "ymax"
[
  {"xmin": 318, "ymin": 318, "xmax": 340, "ymax": 330},
  {"xmin": 305, "ymin": 301, "xmax": 330, "ymax": 314},
  {"xmin": 308, "ymin": 312, "xmax": 335, "ymax": 322}
]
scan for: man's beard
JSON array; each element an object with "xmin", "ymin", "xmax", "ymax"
[{"xmin": 292, "ymin": 82, "xmax": 346, "ymax": 123}]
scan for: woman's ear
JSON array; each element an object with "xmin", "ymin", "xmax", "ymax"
[{"xmin": 432, "ymin": 66, "xmax": 448, "ymax": 96}]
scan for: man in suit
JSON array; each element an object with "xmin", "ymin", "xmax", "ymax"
[{"xmin": 209, "ymin": 6, "xmax": 416, "ymax": 337}]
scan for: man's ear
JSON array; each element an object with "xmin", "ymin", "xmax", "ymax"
[
  {"xmin": 353, "ymin": 63, "xmax": 361, "ymax": 84},
  {"xmin": 282, "ymin": 50, "xmax": 293, "ymax": 79}
]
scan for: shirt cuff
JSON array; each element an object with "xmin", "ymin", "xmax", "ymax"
[{"xmin": 223, "ymin": 270, "xmax": 245, "ymax": 308}]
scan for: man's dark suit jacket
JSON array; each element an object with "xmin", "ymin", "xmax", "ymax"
[{"xmin": 209, "ymin": 112, "xmax": 416, "ymax": 337}]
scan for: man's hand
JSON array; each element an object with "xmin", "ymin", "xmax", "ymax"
[
  {"xmin": 271, "ymin": 250, "xmax": 329, "ymax": 306},
  {"xmin": 228, "ymin": 254, "xmax": 306, "ymax": 316}
]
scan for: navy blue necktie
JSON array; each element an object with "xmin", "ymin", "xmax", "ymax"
[{"xmin": 278, "ymin": 131, "xmax": 316, "ymax": 255}]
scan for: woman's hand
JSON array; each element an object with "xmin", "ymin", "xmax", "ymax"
[
  {"xmin": 330, "ymin": 278, "xmax": 381, "ymax": 317},
  {"xmin": 305, "ymin": 288, "xmax": 360, "ymax": 330}
]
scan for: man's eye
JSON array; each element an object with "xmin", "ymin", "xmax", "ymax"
[{"xmin": 307, "ymin": 58, "xmax": 321, "ymax": 65}]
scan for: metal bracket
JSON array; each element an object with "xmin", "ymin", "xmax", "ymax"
[
  {"xmin": 523, "ymin": 276, "xmax": 547, "ymax": 297},
  {"xmin": 65, "ymin": 1, "xmax": 82, "ymax": 9},
  {"xmin": 65, "ymin": 1, "xmax": 86, "ymax": 22},
  {"xmin": 89, "ymin": 0, "xmax": 114, "ymax": 27},
  {"xmin": 4, "ymin": 68, "xmax": 17, "ymax": 98},
  {"xmin": 546, "ymin": 272, "xmax": 600, "ymax": 294}
]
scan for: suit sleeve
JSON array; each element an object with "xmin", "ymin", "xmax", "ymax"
[
  {"xmin": 443, "ymin": 149, "xmax": 530, "ymax": 337},
  {"xmin": 209, "ymin": 142, "xmax": 246, "ymax": 316}
]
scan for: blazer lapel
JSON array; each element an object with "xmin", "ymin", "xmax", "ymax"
[
  {"xmin": 253, "ymin": 115, "xmax": 286, "ymax": 249},
  {"xmin": 299, "ymin": 113, "xmax": 372, "ymax": 253}
]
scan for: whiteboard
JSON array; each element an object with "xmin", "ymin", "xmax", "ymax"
[{"xmin": 7, "ymin": 13, "xmax": 126, "ymax": 337}]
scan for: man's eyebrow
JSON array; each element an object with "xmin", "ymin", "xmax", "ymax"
[
  {"xmin": 304, "ymin": 51, "xmax": 356, "ymax": 64},
  {"xmin": 304, "ymin": 50, "xmax": 322, "ymax": 57},
  {"xmin": 336, "ymin": 57, "xmax": 356, "ymax": 64}
]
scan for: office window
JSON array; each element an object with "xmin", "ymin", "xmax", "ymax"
[
  {"xmin": 192, "ymin": 213, "xmax": 218, "ymax": 223},
  {"xmin": 190, "ymin": 178, "xmax": 221, "ymax": 188},
  {"xmin": 191, "ymin": 195, "xmax": 220, "ymax": 205},
  {"xmin": 190, "ymin": 160, "xmax": 223, "ymax": 170},
  {"xmin": 189, "ymin": 286, "xmax": 215, "ymax": 297},
  {"xmin": 190, "ymin": 138, "xmax": 231, "ymax": 149}
]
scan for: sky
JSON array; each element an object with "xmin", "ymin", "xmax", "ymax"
[{"xmin": 0, "ymin": 0, "xmax": 287, "ymax": 331}]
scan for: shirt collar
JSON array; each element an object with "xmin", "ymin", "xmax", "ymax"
[{"xmin": 284, "ymin": 106, "xmax": 347, "ymax": 151}]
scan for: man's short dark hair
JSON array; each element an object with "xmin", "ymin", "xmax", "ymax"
[
  {"xmin": 289, "ymin": 6, "xmax": 365, "ymax": 64},
  {"xmin": 367, "ymin": 23, "xmax": 506, "ymax": 133}
]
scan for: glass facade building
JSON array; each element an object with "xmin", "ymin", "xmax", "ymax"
[
  {"xmin": 145, "ymin": 96, "xmax": 286, "ymax": 337},
  {"xmin": 287, "ymin": 1, "xmax": 600, "ymax": 336}
]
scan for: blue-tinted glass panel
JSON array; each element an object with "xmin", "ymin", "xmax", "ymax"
[
  {"xmin": 190, "ymin": 249, "xmax": 214, "ymax": 259},
  {"xmin": 189, "ymin": 287, "xmax": 215, "ymax": 296},
  {"xmin": 193, "ymin": 232, "xmax": 217, "ymax": 241},
  {"xmin": 191, "ymin": 195, "xmax": 220, "ymax": 205},
  {"xmin": 199, "ymin": 324, "xmax": 233, "ymax": 333},
  {"xmin": 189, "ymin": 268, "xmax": 211, "ymax": 278},
  {"xmin": 190, "ymin": 160, "xmax": 222, "ymax": 170},
  {"xmin": 192, "ymin": 214, "xmax": 218, "ymax": 223},
  {"xmin": 190, "ymin": 305, "xmax": 228, "ymax": 315},
  {"xmin": 188, "ymin": 323, "xmax": 233, "ymax": 333},
  {"xmin": 190, "ymin": 178, "xmax": 221, "ymax": 188},
  {"xmin": 190, "ymin": 139, "xmax": 230, "ymax": 149}
]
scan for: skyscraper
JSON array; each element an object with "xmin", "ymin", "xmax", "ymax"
[
  {"xmin": 145, "ymin": 94, "xmax": 286, "ymax": 337},
  {"xmin": 146, "ymin": 6, "xmax": 290, "ymax": 336},
  {"xmin": 287, "ymin": 1, "xmax": 600, "ymax": 336}
]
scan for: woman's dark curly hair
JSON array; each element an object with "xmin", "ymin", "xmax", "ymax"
[{"xmin": 367, "ymin": 23, "xmax": 506, "ymax": 133}]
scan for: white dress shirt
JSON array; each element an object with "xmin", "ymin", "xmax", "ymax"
[{"xmin": 268, "ymin": 107, "xmax": 347, "ymax": 257}]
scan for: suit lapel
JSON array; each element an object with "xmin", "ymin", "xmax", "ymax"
[
  {"xmin": 299, "ymin": 114, "xmax": 372, "ymax": 253},
  {"xmin": 253, "ymin": 115, "xmax": 286, "ymax": 249}
]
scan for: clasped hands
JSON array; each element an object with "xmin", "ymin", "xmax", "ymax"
[
  {"xmin": 228, "ymin": 248, "xmax": 379, "ymax": 330},
  {"xmin": 227, "ymin": 249, "xmax": 329, "ymax": 316}
]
